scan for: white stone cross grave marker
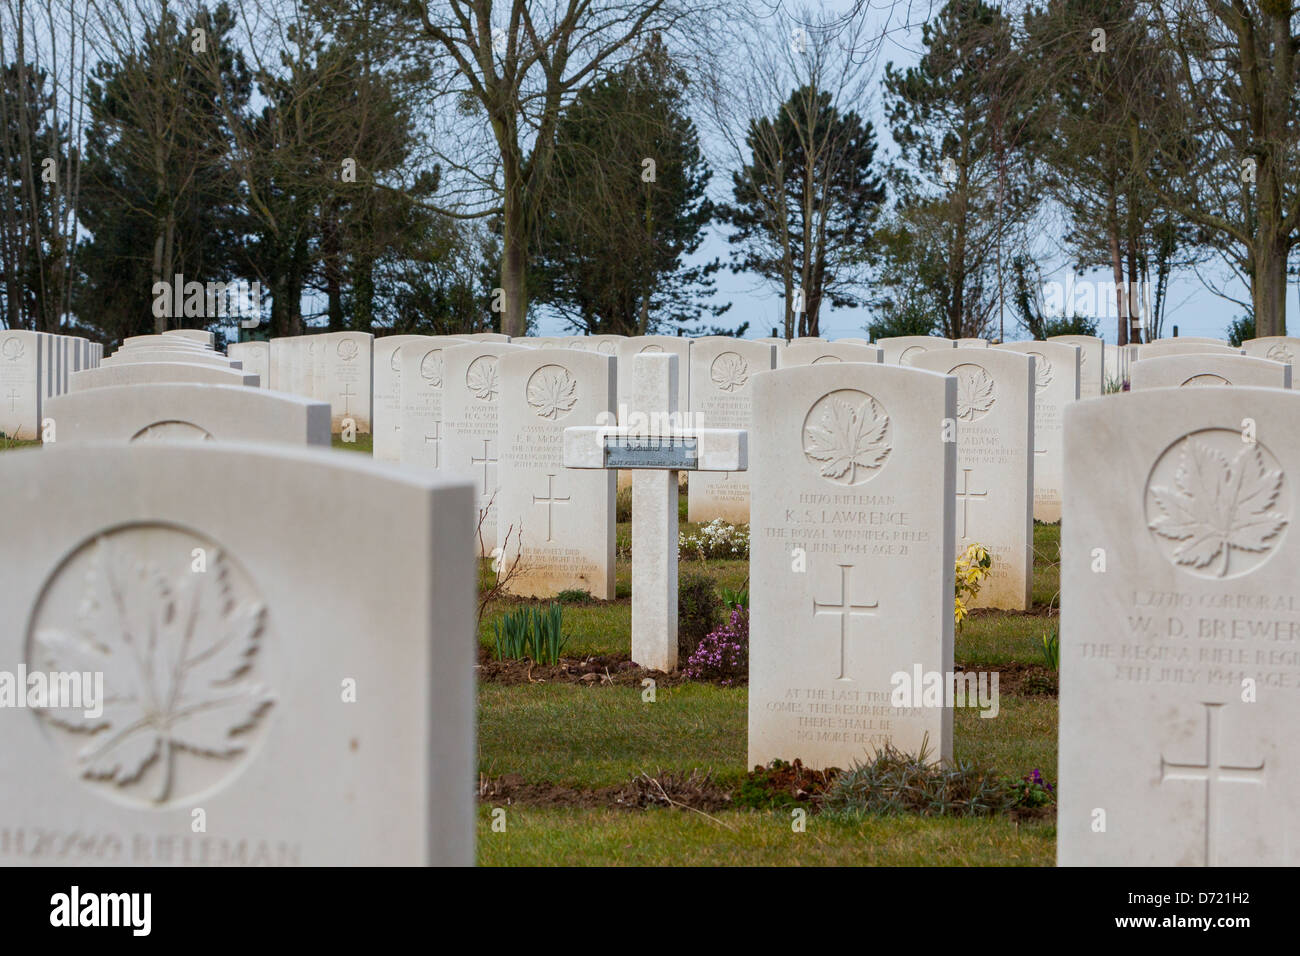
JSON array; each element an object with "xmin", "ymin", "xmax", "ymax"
[{"xmin": 562, "ymin": 352, "xmax": 746, "ymax": 671}]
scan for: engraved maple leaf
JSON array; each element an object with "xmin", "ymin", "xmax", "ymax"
[
  {"xmin": 711, "ymin": 353, "xmax": 749, "ymax": 391},
  {"xmin": 419, "ymin": 351, "xmax": 443, "ymax": 386},
  {"xmin": 1148, "ymin": 438, "xmax": 1288, "ymax": 577},
  {"xmin": 467, "ymin": 358, "xmax": 499, "ymax": 400},
  {"xmin": 804, "ymin": 396, "xmax": 891, "ymax": 483},
  {"xmin": 955, "ymin": 366, "xmax": 996, "ymax": 421},
  {"xmin": 30, "ymin": 539, "xmax": 273, "ymax": 803},
  {"xmin": 1030, "ymin": 353, "xmax": 1054, "ymax": 388},
  {"xmin": 527, "ymin": 368, "xmax": 577, "ymax": 419}
]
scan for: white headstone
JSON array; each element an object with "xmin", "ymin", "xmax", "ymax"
[
  {"xmin": 296, "ymin": 336, "xmax": 315, "ymax": 398},
  {"xmin": 778, "ymin": 341, "xmax": 883, "ymax": 367},
  {"xmin": 1059, "ymin": 387, "xmax": 1298, "ymax": 865},
  {"xmin": 70, "ymin": 362, "xmax": 258, "ymax": 392},
  {"xmin": 39, "ymin": 333, "xmax": 55, "ymax": 401},
  {"xmin": 105, "ymin": 349, "xmax": 236, "ymax": 369},
  {"xmin": 1131, "ymin": 354, "xmax": 1292, "ymax": 391},
  {"xmin": 269, "ymin": 338, "xmax": 289, "ymax": 391},
  {"xmin": 1135, "ymin": 340, "xmax": 1242, "ymax": 361},
  {"xmin": 496, "ymin": 349, "xmax": 616, "ymax": 598},
  {"xmin": 1241, "ymin": 336, "xmax": 1300, "ymax": 365},
  {"xmin": 995, "ymin": 340, "xmax": 1080, "ymax": 522},
  {"xmin": 372, "ymin": 335, "xmax": 438, "ymax": 461},
  {"xmin": 56, "ymin": 337, "xmax": 69, "ymax": 395},
  {"xmin": 1049, "ymin": 334, "xmax": 1105, "ymax": 397},
  {"xmin": 321, "ymin": 332, "xmax": 373, "ymax": 433},
  {"xmin": 397, "ymin": 337, "xmax": 467, "ymax": 469},
  {"xmin": 442, "ymin": 342, "xmax": 528, "ymax": 554},
  {"xmin": 0, "ymin": 330, "xmax": 42, "ymax": 440},
  {"xmin": 956, "ymin": 338, "xmax": 989, "ymax": 348},
  {"xmin": 616, "ymin": 336, "xmax": 690, "ymax": 423},
  {"xmin": 0, "ymin": 441, "xmax": 476, "ymax": 865},
  {"xmin": 748, "ymin": 364, "xmax": 956, "ymax": 769},
  {"xmin": 564, "ymin": 334, "xmax": 624, "ymax": 354},
  {"xmin": 1104, "ymin": 342, "xmax": 1125, "ymax": 389},
  {"xmin": 913, "ymin": 348, "xmax": 1034, "ymax": 609},
  {"xmin": 163, "ymin": 328, "xmax": 216, "ymax": 347},
  {"xmin": 875, "ymin": 336, "xmax": 956, "ymax": 366},
  {"xmin": 123, "ymin": 334, "xmax": 211, "ymax": 352},
  {"xmin": 70, "ymin": 337, "xmax": 90, "ymax": 374},
  {"xmin": 227, "ymin": 342, "xmax": 270, "ymax": 389},
  {"xmin": 46, "ymin": 384, "xmax": 330, "ymax": 445},
  {"xmin": 310, "ymin": 334, "xmax": 328, "ymax": 401},
  {"xmin": 687, "ymin": 338, "xmax": 776, "ymax": 522}
]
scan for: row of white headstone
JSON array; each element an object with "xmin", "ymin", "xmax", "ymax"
[
  {"xmin": 730, "ymin": 358, "xmax": 1298, "ymax": 865},
  {"xmin": 383, "ymin": 335, "xmax": 1078, "ymax": 615},
  {"xmin": 0, "ymin": 329, "xmax": 104, "ymax": 440},
  {"xmin": 221, "ymin": 330, "xmax": 1296, "ymax": 615},
  {"xmin": 3, "ymin": 328, "xmax": 1298, "ymax": 864}
]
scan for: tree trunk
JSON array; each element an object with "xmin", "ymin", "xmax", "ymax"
[
  {"xmin": 499, "ymin": 148, "xmax": 528, "ymax": 337},
  {"xmin": 1126, "ymin": 245, "xmax": 1140, "ymax": 344},
  {"xmin": 1252, "ymin": 234, "xmax": 1288, "ymax": 338},
  {"xmin": 354, "ymin": 254, "xmax": 375, "ymax": 334},
  {"xmin": 323, "ymin": 210, "xmax": 344, "ymax": 331},
  {"xmin": 1107, "ymin": 188, "xmax": 1127, "ymax": 346},
  {"xmin": 154, "ymin": 212, "xmax": 176, "ymax": 333}
]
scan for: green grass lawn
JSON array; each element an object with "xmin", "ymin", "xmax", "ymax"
[
  {"xmin": 478, "ymin": 805, "xmax": 1054, "ymax": 866},
  {"xmin": 331, "ymin": 432, "xmax": 373, "ymax": 454},
  {"xmin": 0, "ymin": 437, "xmax": 40, "ymax": 451},
  {"xmin": 479, "ymin": 519, "xmax": 1062, "ymax": 865}
]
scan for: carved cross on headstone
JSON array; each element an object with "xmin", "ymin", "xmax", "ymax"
[
  {"xmin": 955, "ymin": 467, "xmax": 988, "ymax": 539},
  {"xmin": 564, "ymin": 352, "xmax": 746, "ymax": 671},
  {"xmin": 1160, "ymin": 702, "xmax": 1265, "ymax": 866},
  {"xmin": 423, "ymin": 423, "xmax": 440, "ymax": 467},
  {"xmin": 340, "ymin": 383, "xmax": 356, "ymax": 414},
  {"xmin": 812, "ymin": 564, "xmax": 879, "ymax": 681},
  {"xmin": 471, "ymin": 439, "xmax": 498, "ymax": 494},
  {"xmin": 532, "ymin": 473, "xmax": 570, "ymax": 542}
]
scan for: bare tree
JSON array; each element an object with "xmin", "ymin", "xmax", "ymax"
[
  {"xmin": 703, "ymin": 5, "xmax": 889, "ymax": 337},
  {"xmin": 1139, "ymin": 0, "xmax": 1300, "ymax": 337},
  {"xmin": 403, "ymin": 0, "xmax": 707, "ymax": 336},
  {"xmin": 0, "ymin": 0, "xmax": 88, "ymax": 331}
]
